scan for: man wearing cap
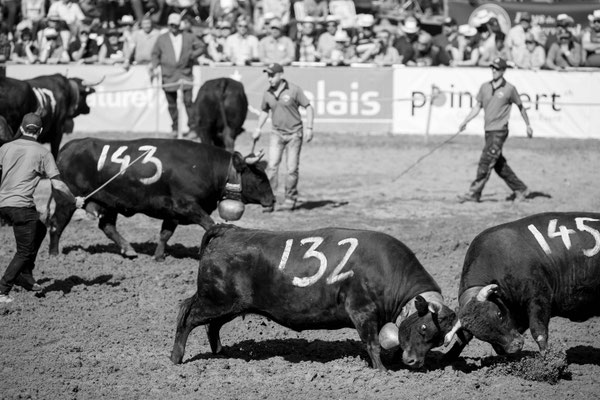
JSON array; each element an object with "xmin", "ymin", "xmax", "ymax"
[
  {"xmin": 546, "ymin": 29, "xmax": 583, "ymax": 69},
  {"xmin": 433, "ymin": 16, "xmax": 459, "ymax": 61},
  {"xmin": 258, "ymin": 18, "xmax": 295, "ymax": 65},
  {"xmin": 150, "ymin": 13, "xmax": 205, "ymax": 137},
  {"xmin": 0, "ymin": 113, "xmax": 84, "ymax": 304},
  {"xmin": 225, "ymin": 16, "xmax": 259, "ymax": 66},
  {"xmin": 457, "ymin": 57, "xmax": 533, "ymax": 204},
  {"xmin": 316, "ymin": 16, "xmax": 339, "ymax": 62},
  {"xmin": 582, "ymin": 9, "xmax": 600, "ymax": 67},
  {"xmin": 252, "ymin": 63, "xmax": 314, "ymax": 212},
  {"xmin": 68, "ymin": 26, "xmax": 99, "ymax": 64}
]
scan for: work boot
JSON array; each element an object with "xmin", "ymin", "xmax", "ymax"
[
  {"xmin": 277, "ymin": 199, "xmax": 296, "ymax": 212},
  {"xmin": 15, "ymin": 275, "xmax": 42, "ymax": 291},
  {"xmin": 262, "ymin": 205, "xmax": 275, "ymax": 213},
  {"xmin": 514, "ymin": 189, "xmax": 529, "ymax": 203},
  {"xmin": 457, "ymin": 193, "xmax": 480, "ymax": 204}
]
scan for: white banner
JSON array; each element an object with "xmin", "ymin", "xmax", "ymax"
[
  {"xmin": 392, "ymin": 67, "xmax": 600, "ymax": 139},
  {"xmin": 6, "ymin": 65, "xmax": 599, "ymax": 139}
]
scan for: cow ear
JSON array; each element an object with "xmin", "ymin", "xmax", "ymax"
[
  {"xmin": 415, "ymin": 295, "xmax": 429, "ymax": 316},
  {"xmin": 231, "ymin": 152, "xmax": 245, "ymax": 171},
  {"xmin": 67, "ymin": 80, "xmax": 80, "ymax": 117},
  {"xmin": 428, "ymin": 301, "xmax": 443, "ymax": 315}
]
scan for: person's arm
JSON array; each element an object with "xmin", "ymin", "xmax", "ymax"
[
  {"xmin": 518, "ymin": 104, "xmax": 533, "ymax": 138},
  {"xmin": 253, "ymin": 110, "xmax": 269, "ymax": 140},
  {"xmin": 458, "ymin": 101, "xmax": 482, "ymax": 132},
  {"xmin": 304, "ymin": 104, "xmax": 314, "ymax": 142},
  {"xmin": 49, "ymin": 176, "xmax": 84, "ymax": 208},
  {"xmin": 545, "ymin": 43, "xmax": 560, "ymax": 70},
  {"xmin": 582, "ymin": 30, "xmax": 600, "ymax": 53},
  {"xmin": 281, "ymin": 37, "xmax": 295, "ymax": 65},
  {"xmin": 533, "ymin": 46, "xmax": 546, "ymax": 69}
]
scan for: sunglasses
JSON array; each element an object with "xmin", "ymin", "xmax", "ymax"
[
  {"xmin": 169, "ymin": 24, "xmax": 179, "ymax": 28},
  {"xmin": 237, "ymin": 24, "xmax": 248, "ymax": 27},
  {"xmin": 594, "ymin": 20, "xmax": 600, "ymax": 23}
]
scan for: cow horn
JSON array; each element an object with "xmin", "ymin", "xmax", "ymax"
[
  {"xmin": 379, "ymin": 322, "xmax": 400, "ymax": 350},
  {"xmin": 444, "ymin": 319, "xmax": 462, "ymax": 346},
  {"xmin": 476, "ymin": 284, "xmax": 499, "ymax": 302},
  {"xmin": 428, "ymin": 300, "xmax": 443, "ymax": 315},
  {"xmin": 244, "ymin": 149, "xmax": 264, "ymax": 165},
  {"xmin": 82, "ymin": 75, "xmax": 106, "ymax": 86}
]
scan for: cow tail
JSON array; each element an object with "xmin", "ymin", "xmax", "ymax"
[
  {"xmin": 198, "ymin": 224, "xmax": 235, "ymax": 259},
  {"xmin": 176, "ymin": 294, "xmax": 198, "ymax": 330},
  {"xmin": 217, "ymin": 79, "xmax": 230, "ymax": 132}
]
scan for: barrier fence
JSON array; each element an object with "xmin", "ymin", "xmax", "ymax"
[{"xmin": 5, "ymin": 64, "xmax": 600, "ymax": 139}]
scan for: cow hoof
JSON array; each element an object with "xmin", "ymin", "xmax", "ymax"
[
  {"xmin": 121, "ymin": 249, "xmax": 138, "ymax": 259},
  {"xmin": 154, "ymin": 255, "xmax": 166, "ymax": 262}
]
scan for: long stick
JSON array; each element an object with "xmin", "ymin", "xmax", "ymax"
[
  {"xmin": 251, "ymin": 137, "xmax": 258, "ymax": 154},
  {"xmin": 391, "ymin": 131, "xmax": 462, "ymax": 183},
  {"xmin": 84, "ymin": 149, "xmax": 152, "ymax": 200}
]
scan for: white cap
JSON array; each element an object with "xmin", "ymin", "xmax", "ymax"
[
  {"xmin": 356, "ymin": 13, "xmax": 375, "ymax": 28},
  {"xmin": 471, "ymin": 9, "xmax": 492, "ymax": 27},
  {"xmin": 588, "ymin": 9, "xmax": 600, "ymax": 22},
  {"xmin": 458, "ymin": 24, "xmax": 477, "ymax": 37}
]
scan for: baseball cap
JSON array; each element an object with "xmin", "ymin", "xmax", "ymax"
[
  {"xmin": 21, "ymin": 113, "xmax": 43, "ymax": 133},
  {"xmin": 167, "ymin": 13, "xmax": 181, "ymax": 26},
  {"xmin": 263, "ymin": 63, "xmax": 284, "ymax": 74},
  {"xmin": 491, "ymin": 57, "xmax": 508, "ymax": 70}
]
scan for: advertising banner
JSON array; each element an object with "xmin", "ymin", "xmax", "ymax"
[
  {"xmin": 392, "ymin": 66, "xmax": 600, "ymax": 139},
  {"xmin": 6, "ymin": 65, "xmax": 599, "ymax": 139}
]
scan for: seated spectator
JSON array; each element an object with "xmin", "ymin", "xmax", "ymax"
[
  {"xmin": 0, "ymin": 25, "xmax": 12, "ymax": 63},
  {"xmin": 358, "ymin": 28, "xmax": 400, "ymax": 65},
  {"xmin": 478, "ymin": 31, "xmax": 510, "ymax": 66},
  {"xmin": 328, "ymin": 29, "xmax": 356, "ymax": 66},
  {"xmin": 119, "ymin": 15, "xmax": 136, "ymax": 50},
  {"xmin": 452, "ymin": 24, "xmax": 479, "ymax": 66},
  {"xmin": 207, "ymin": 20, "xmax": 231, "ymax": 62},
  {"xmin": 546, "ymin": 30, "xmax": 583, "ymax": 70},
  {"xmin": 507, "ymin": 11, "xmax": 532, "ymax": 61},
  {"xmin": 296, "ymin": 16, "xmax": 318, "ymax": 62},
  {"xmin": 130, "ymin": 16, "xmax": 160, "ymax": 64},
  {"xmin": 582, "ymin": 10, "xmax": 600, "ymax": 67},
  {"xmin": 39, "ymin": 27, "xmax": 70, "ymax": 64},
  {"xmin": 68, "ymin": 26, "xmax": 99, "ymax": 63},
  {"xmin": 394, "ymin": 16, "xmax": 420, "ymax": 64},
  {"xmin": 258, "ymin": 18, "xmax": 295, "ymax": 65},
  {"xmin": 406, "ymin": 30, "xmax": 449, "ymax": 66},
  {"xmin": 301, "ymin": 0, "xmax": 328, "ymax": 19},
  {"xmin": 225, "ymin": 16, "xmax": 259, "ymax": 65},
  {"xmin": 545, "ymin": 13, "xmax": 576, "ymax": 54},
  {"xmin": 20, "ymin": 0, "xmax": 46, "ymax": 35},
  {"xmin": 513, "ymin": 32, "xmax": 545, "ymax": 69},
  {"xmin": 316, "ymin": 15, "xmax": 339, "ymax": 62},
  {"xmin": 352, "ymin": 13, "xmax": 376, "ymax": 59},
  {"xmin": 11, "ymin": 28, "xmax": 39, "ymax": 63},
  {"xmin": 47, "ymin": 0, "xmax": 86, "ymax": 43},
  {"xmin": 433, "ymin": 16, "xmax": 459, "ymax": 61},
  {"xmin": 99, "ymin": 28, "xmax": 130, "ymax": 67}
]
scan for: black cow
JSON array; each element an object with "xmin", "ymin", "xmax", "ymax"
[
  {"xmin": 0, "ymin": 74, "xmax": 98, "ymax": 157},
  {"xmin": 445, "ymin": 212, "xmax": 600, "ymax": 358},
  {"xmin": 194, "ymin": 78, "xmax": 248, "ymax": 152},
  {"xmin": 170, "ymin": 224, "xmax": 456, "ymax": 370},
  {"xmin": 48, "ymin": 138, "xmax": 274, "ymax": 261}
]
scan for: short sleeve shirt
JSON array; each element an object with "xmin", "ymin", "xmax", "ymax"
[
  {"xmin": 476, "ymin": 79, "xmax": 522, "ymax": 131},
  {"xmin": 261, "ymin": 80, "xmax": 311, "ymax": 134},
  {"xmin": 0, "ymin": 136, "xmax": 60, "ymax": 208}
]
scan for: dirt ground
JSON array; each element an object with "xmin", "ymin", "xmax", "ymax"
[{"xmin": 1, "ymin": 130, "xmax": 600, "ymax": 400}]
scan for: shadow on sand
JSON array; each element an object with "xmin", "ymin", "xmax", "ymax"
[
  {"xmin": 35, "ymin": 274, "xmax": 119, "ymax": 296},
  {"xmin": 62, "ymin": 242, "xmax": 200, "ymax": 260}
]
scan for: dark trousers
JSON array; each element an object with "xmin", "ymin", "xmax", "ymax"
[
  {"xmin": 0, "ymin": 207, "xmax": 46, "ymax": 295},
  {"xmin": 164, "ymin": 89, "xmax": 196, "ymax": 133},
  {"xmin": 469, "ymin": 130, "xmax": 527, "ymax": 197}
]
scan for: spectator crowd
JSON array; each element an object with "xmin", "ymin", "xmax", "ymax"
[{"xmin": 0, "ymin": 0, "xmax": 599, "ymax": 69}]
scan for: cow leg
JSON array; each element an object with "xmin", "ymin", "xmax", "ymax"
[
  {"xmin": 153, "ymin": 219, "xmax": 177, "ymax": 261},
  {"xmin": 222, "ymin": 128, "xmax": 235, "ymax": 153},
  {"xmin": 188, "ymin": 206, "xmax": 216, "ymax": 231},
  {"xmin": 171, "ymin": 295, "xmax": 200, "ymax": 364},
  {"xmin": 527, "ymin": 301, "xmax": 551, "ymax": 352},
  {"xmin": 346, "ymin": 299, "xmax": 385, "ymax": 371},
  {"xmin": 98, "ymin": 210, "xmax": 137, "ymax": 258},
  {"xmin": 48, "ymin": 187, "xmax": 77, "ymax": 256},
  {"xmin": 205, "ymin": 315, "xmax": 235, "ymax": 354}
]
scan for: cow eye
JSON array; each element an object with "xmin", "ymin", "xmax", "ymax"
[
  {"xmin": 420, "ymin": 324, "xmax": 427, "ymax": 331},
  {"xmin": 496, "ymin": 311, "xmax": 503, "ymax": 320}
]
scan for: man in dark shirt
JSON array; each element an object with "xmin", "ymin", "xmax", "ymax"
[
  {"xmin": 68, "ymin": 27, "xmax": 99, "ymax": 63},
  {"xmin": 0, "ymin": 114, "xmax": 84, "ymax": 304}
]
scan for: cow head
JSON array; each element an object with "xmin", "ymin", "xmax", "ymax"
[
  {"xmin": 445, "ymin": 284, "xmax": 524, "ymax": 355},
  {"xmin": 64, "ymin": 77, "xmax": 103, "ymax": 133},
  {"xmin": 232, "ymin": 151, "xmax": 275, "ymax": 208},
  {"xmin": 395, "ymin": 296, "xmax": 456, "ymax": 368}
]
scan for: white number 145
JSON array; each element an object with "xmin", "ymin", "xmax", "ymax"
[{"xmin": 528, "ymin": 217, "xmax": 600, "ymax": 257}]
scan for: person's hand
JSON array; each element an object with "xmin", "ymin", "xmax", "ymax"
[
  {"xmin": 305, "ymin": 127, "xmax": 313, "ymax": 142},
  {"xmin": 75, "ymin": 196, "xmax": 85, "ymax": 209},
  {"xmin": 458, "ymin": 122, "xmax": 467, "ymax": 133},
  {"xmin": 252, "ymin": 127, "xmax": 261, "ymax": 141},
  {"xmin": 526, "ymin": 125, "xmax": 533, "ymax": 138}
]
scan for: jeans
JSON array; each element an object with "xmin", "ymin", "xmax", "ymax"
[
  {"xmin": 0, "ymin": 207, "xmax": 46, "ymax": 295},
  {"xmin": 266, "ymin": 131, "xmax": 303, "ymax": 203},
  {"xmin": 164, "ymin": 89, "xmax": 196, "ymax": 133},
  {"xmin": 468, "ymin": 130, "xmax": 527, "ymax": 197}
]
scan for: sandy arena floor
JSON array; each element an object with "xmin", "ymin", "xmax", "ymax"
[{"xmin": 1, "ymin": 131, "xmax": 600, "ymax": 399}]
